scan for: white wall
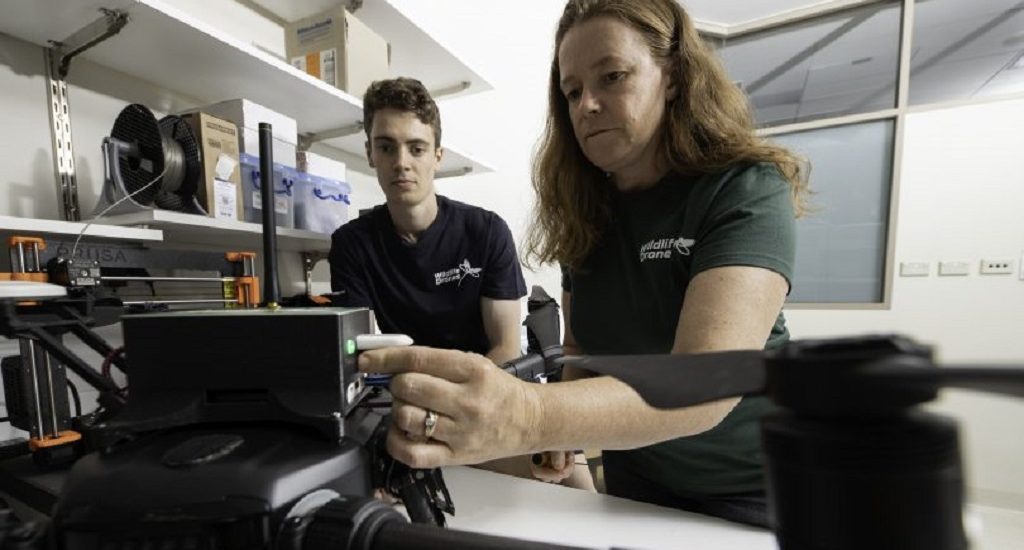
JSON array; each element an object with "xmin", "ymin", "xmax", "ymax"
[{"xmin": 381, "ymin": 0, "xmax": 567, "ymax": 297}]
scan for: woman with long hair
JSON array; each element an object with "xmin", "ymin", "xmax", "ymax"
[{"xmin": 361, "ymin": 0, "xmax": 808, "ymax": 527}]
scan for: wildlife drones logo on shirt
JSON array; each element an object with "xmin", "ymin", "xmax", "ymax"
[
  {"xmin": 639, "ymin": 237, "xmax": 695, "ymax": 262},
  {"xmin": 435, "ymin": 259, "xmax": 482, "ymax": 286}
]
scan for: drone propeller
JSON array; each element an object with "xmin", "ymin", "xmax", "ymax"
[{"xmin": 559, "ymin": 337, "xmax": 1024, "ymax": 412}]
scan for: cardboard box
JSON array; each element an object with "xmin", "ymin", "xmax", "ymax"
[
  {"xmin": 196, "ymin": 99, "xmax": 298, "ymax": 168},
  {"xmin": 285, "ymin": 7, "xmax": 390, "ymax": 97},
  {"xmin": 297, "ymin": 150, "xmax": 347, "ymax": 182},
  {"xmin": 181, "ymin": 112, "xmax": 243, "ymax": 221}
]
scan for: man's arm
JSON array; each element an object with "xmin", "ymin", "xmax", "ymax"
[
  {"xmin": 481, "ymin": 297, "xmax": 522, "ymax": 365},
  {"xmin": 559, "ymin": 290, "xmax": 593, "ymax": 381},
  {"xmin": 328, "ymin": 230, "xmax": 372, "ymax": 307}
]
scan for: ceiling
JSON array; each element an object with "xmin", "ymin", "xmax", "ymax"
[
  {"xmin": 243, "ymin": 0, "xmax": 1024, "ymax": 126},
  {"xmin": 682, "ymin": 0, "xmax": 844, "ymax": 27},
  {"xmin": 715, "ymin": 0, "xmax": 1024, "ymax": 125}
]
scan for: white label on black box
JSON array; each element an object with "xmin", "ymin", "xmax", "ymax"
[{"xmin": 213, "ymin": 178, "xmax": 237, "ymax": 220}]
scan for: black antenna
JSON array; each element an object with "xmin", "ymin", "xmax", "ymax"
[{"xmin": 258, "ymin": 122, "xmax": 280, "ymax": 308}]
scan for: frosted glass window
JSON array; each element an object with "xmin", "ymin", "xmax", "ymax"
[
  {"xmin": 718, "ymin": 2, "xmax": 902, "ymax": 126},
  {"xmin": 910, "ymin": 0, "xmax": 1024, "ymax": 104},
  {"xmin": 771, "ymin": 120, "xmax": 895, "ymax": 303}
]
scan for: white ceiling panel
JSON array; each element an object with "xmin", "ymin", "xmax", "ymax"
[{"xmin": 681, "ymin": 0, "xmax": 837, "ymax": 27}]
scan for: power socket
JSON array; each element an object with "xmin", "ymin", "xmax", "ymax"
[
  {"xmin": 979, "ymin": 259, "xmax": 1014, "ymax": 275},
  {"xmin": 938, "ymin": 261, "xmax": 970, "ymax": 276},
  {"xmin": 899, "ymin": 261, "xmax": 930, "ymax": 277}
]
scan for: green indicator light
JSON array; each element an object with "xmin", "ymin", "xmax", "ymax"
[{"xmin": 345, "ymin": 339, "xmax": 356, "ymax": 355}]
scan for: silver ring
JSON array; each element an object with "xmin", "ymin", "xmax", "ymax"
[{"xmin": 423, "ymin": 409, "xmax": 438, "ymax": 439}]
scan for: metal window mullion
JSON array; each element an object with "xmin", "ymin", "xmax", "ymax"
[
  {"xmin": 877, "ymin": 0, "xmax": 916, "ymax": 307},
  {"xmin": 759, "ymin": 108, "xmax": 899, "ymax": 136}
]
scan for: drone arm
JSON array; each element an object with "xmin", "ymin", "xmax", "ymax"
[
  {"xmin": 873, "ymin": 365, "xmax": 1024, "ymax": 399},
  {"xmin": 940, "ymin": 367, "xmax": 1024, "ymax": 398}
]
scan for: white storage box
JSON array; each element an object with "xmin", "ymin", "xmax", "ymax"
[
  {"xmin": 294, "ymin": 172, "xmax": 351, "ymax": 234},
  {"xmin": 297, "ymin": 151, "xmax": 347, "ymax": 183},
  {"xmin": 239, "ymin": 152, "xmax": 296, "ymax": 228},
  {"xmin": 198, "ymin": 99, "xmax": 299, "ymax": 168}
]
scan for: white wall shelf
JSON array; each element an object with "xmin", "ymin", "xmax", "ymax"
[
  {"xmin": 0, "ymin": 214, "xmax": 163, "ymax": 242},
  {"xmin": 97, "ymin": 210, "xmax": 331, "ymax": 252},
  {"xmin": 251, "ymin": 0, "xmax": 491, "ymax": 101},
  {"xmin": 0, "ymin": 0, "xmax": 493, "ymax": 178}
]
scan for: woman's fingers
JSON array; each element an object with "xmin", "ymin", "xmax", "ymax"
[
  {"xmin": 360, "ymin": 346, "xmax": 544, "ymax": 467},
  {"xmin": 549, "ymin": 450, "xmax": 568, "ymax": 471},
  {"xmin": 360, "ymin": 346, "xmax": 475, "ymax": 382},
  {"xmin": 391, "ymin": 398, "xmax": 456, "ymax": 443},
  {"xmin": 529, "ymin": 451, "xmax": 575, "ymax": 482},
  {"xmin": 388, "ymin": 372, "xmax": 463, "ymax": 419},
  {"xmin": 386, "ymin": 424, "xmax": 458, "ymax": 469}
]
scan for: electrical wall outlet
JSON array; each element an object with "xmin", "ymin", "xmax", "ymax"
[
  {"xmin": 899, "ymin": 261, "xmax": 930, "ymax": 277},
  {"xmin": 979, "ymin": 259, "xmax": 1014, "ymax": 275},
  {"xmin": 938, "ymin": 261, "xmax": 971, "ymax": 276}
]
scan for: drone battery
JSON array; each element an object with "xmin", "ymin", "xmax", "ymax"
[{"xmin": 116, "ymin": 308, "xmax": 371, "ymax": 440}]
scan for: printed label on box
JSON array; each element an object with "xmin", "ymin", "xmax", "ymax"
[
  {"xmin": 252, "ymin": 191, "xmax": 289, "ymax": 215},
  {"xmin": 320, "ymin": 48, "xmax": 336, "ymax": 87},
  {"xmin": 295, "ymin": 17, "xmax": 334, "ymax": 44},
  {"xmin": 213, "ymin": 179, "xmax": 238, "ymax": 221},
  {"xmin": 290, "ymin": 49, "xmax": 336, "ymax": 87}
]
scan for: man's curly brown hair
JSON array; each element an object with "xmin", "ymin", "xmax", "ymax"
[{"xmin": 362, "ymin": 77, "xmax": 442, "ymax": 148}]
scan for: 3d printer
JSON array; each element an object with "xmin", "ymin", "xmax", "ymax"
[{"xmin": 0, "ymin": 123, "xmax": 579, "ymax": 549}]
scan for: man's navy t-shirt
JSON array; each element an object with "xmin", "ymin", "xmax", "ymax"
[{"xmin": 328, "ymin": 195, "xmax": 527, "ymax": 354}]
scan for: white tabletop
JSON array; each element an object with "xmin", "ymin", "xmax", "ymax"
[
  {"xmin": 0, "ymin": 280, "xmax": 66, "ymax": 299},
  {"xmin": 441, "ymin": 466, "xmax": 777, "ymax": 550}
]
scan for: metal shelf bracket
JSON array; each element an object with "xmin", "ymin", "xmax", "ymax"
[
  {"xmin": 298, "ymin": 122, "xmax": 365, "ymax": 152},
  {"xmin": 44, "ymin": 8, "xmax": 130, "ymax": 221}
]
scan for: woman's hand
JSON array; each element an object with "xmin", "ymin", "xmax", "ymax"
[
  {"xmin": 359, "ymin": 346, "xmax": 544, "ymax": 469},
  {"xmin": 529, "ymin": 451, "xmax": 575, "ymax": 483}
]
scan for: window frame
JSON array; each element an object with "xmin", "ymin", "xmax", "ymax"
[{"xmin": 703, "ymin": 0, "xmax": 1024, "ymax": 309}]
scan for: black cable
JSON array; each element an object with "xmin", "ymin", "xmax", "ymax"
[
  {"xmin": 67, "ymin": 379, "xmax": 83, "ymax": 417},
  {"xmin": 0, "ymin": 417, "xmax": 8, "ymax": 423}
]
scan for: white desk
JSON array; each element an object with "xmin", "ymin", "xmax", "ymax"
[{"xmin": 442, "ymin": 466, "xmax": 777, "ymax": 550}]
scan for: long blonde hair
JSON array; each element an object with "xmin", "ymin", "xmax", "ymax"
[{"xmin": 525, "ymin": 0, "xmax": 808, "ymax": 269}]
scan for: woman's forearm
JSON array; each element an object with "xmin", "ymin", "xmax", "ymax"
[{"xmin": 530, "ymin": 375, "xmax": 739, "ymax": 452}]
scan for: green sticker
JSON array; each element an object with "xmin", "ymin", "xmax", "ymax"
[{"xmin": 345, "ymin": 339, "xmax": 356, "ymax": 355}]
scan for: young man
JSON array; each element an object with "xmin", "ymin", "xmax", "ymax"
[{"xmin": 329, "ymin": 77, "xmax": 526, "ymax": 365}]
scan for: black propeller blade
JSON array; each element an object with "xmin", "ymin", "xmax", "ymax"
[
  {"xmin": 558, "ymin": 339, "xmax": 1024, "ymax": 412},
  {"xmin": 559, "ymin": 350, "xmax": 767, "ymax": 409}
]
